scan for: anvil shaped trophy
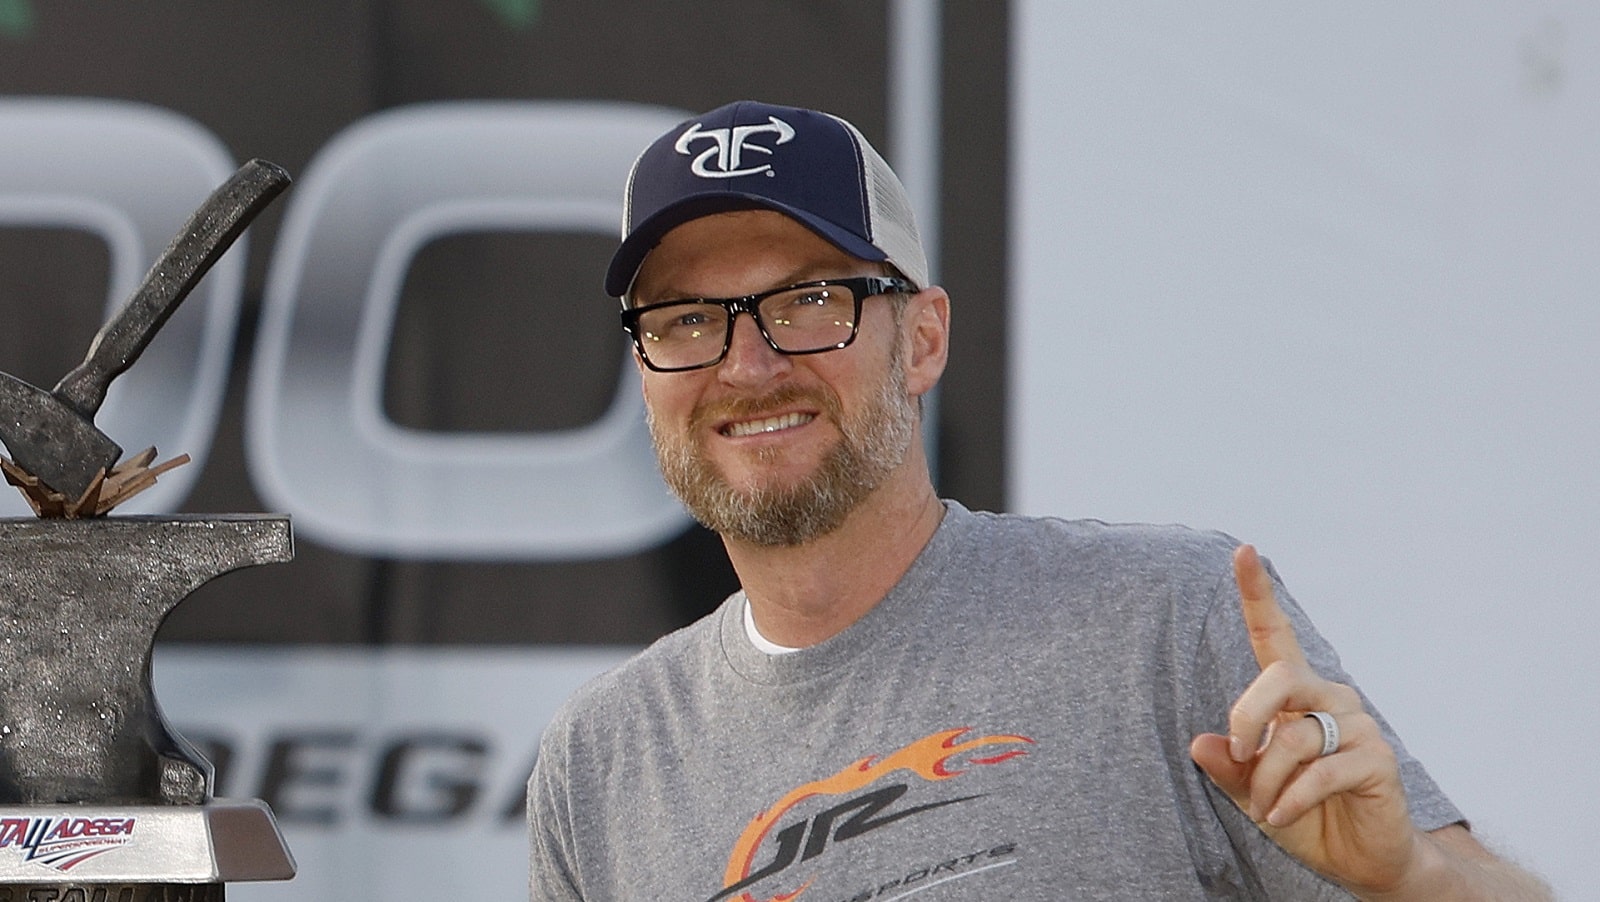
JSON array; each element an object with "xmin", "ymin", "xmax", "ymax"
[{"xmin": 0, "ymin": 160, "xmax": 297, "ymax": 901}]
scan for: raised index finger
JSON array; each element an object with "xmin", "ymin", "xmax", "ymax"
[{"xmin": 1234, "ymin": 544, "xmax": 1309, "ymax": 671}]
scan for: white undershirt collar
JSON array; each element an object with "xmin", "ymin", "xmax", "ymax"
[{"xmin": 743, "ymin": 598, "xmax": 801, "ymax": 655}]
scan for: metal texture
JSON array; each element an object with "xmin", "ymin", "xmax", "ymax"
[
  {"xmin": 0, "ymin": 374, "xmax": 120, "ymax": 504},
  {"xmin": 0, "ymin": 160, "xmax": 290, "ymax": 501},
  {"xmin": 0, "ymin": 516, "xmax": 292, "ymax": 805}
]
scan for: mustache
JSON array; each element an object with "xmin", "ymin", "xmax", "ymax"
[{"xmin": 688, "ymin": 384, "xmax": 842, "ymax": 433}]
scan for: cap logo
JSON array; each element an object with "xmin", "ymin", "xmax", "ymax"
[{"xmin": 673, "ymin": 115, "xmax": 796, "ymax": 179}]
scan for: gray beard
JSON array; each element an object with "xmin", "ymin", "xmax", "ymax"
[{"xmin": 648, "ymin": 357, "xmax": 918, "ymax": 547}]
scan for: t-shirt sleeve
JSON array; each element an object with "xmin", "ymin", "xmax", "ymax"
[
  {"xmin": 527, "ymin": 716, "xmax": 586, "ymax": 902},
  {"xmin": 1187, "ymin": 549, "xmax": 1466, "ymax": 896}
]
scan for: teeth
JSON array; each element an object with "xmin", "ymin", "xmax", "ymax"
[{"xmin": 724, "ymin": 412, "xmax": 813, "ymax": 437}]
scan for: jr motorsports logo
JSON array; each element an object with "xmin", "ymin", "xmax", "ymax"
[
  {"xmin": 675, "ymin": 115, "xmax": 796, "ymax": 178},
  {"xmin": 709, "ymin": 728, "xmax": 1033, "ymax": 902},
  {"xmin": 0, "ymin": 816, "xmax": 136, "ymax": 871}
]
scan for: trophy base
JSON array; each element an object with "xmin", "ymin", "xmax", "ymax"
[{"xmin": 0, "ymin": 799, "xmax": 293, "ymax": 890}]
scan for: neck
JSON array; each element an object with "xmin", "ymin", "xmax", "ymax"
[{"xmin": 724, "ymin": 459, "xmax": 945, "ymax": 649}]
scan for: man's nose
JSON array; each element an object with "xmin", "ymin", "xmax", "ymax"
[{"xmin": 717, "ymin": 312, "xmax": 790, "ymax": 385}]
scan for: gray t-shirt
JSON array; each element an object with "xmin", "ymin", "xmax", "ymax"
[{"xmin": 528, "ymin": 502, "xmax": 1461, "ymax": 900}]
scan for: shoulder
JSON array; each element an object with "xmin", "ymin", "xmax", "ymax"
[
  {"xmin": 909, "ymin": 504, "xmax": 1246, "ymax": 649},
  {"xmin": 946, "ymin": 502, "xmax": 1241, "ymax": 588}
]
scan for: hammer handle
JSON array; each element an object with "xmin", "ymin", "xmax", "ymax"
[{"xmin": 53, "ymin": 159, "xmax": 292, "ymax": 417}]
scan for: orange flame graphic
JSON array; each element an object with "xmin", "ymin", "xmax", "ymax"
[{"xmin": 719, "ymin": 727, "xmax": 1033, "ymax": 902}]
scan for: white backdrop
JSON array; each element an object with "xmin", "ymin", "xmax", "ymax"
[{"xmin": 1011, "ymin": 4, "xmax": 1596, "ymax": 898}]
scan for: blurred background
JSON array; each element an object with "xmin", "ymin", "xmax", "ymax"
[{"xmin": 0, "ymin": 2, "xmax": 1590, "ymax": 898}]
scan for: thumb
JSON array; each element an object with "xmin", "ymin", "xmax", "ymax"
[{"xmin": 1191, "ymin": 733, "xmax": 1253, "ymax": 809}]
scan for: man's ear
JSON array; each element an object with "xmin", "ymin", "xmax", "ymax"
[{"xmin": 903, "ymin": 286, "xmax": 950, "ymax": 398}]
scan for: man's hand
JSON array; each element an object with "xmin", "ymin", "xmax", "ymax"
[
  {"xmin": 1191, "ymin": 545, "xmax": 1552, "ymax": 899},
  {"xmin": 1189, "ymin": 544, "xmax": 1422, "ymax": 895}
]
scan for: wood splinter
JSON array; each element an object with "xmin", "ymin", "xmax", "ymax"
[{"xmin": 1, "ymin": 448, "xmax": 190, "ymax": 518}]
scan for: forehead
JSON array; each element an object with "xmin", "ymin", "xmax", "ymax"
[{"xmin": 631, "ymin": 210, "xmax": 864, "ymax": 302}]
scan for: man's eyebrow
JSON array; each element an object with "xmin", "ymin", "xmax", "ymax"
[
  {"xmin": 638, "ymin": 235, "xmax": 893, "ymax": 300},
  {"xmin": 634, "ymin": 267, "xmax": 865, "ymax": 307}
]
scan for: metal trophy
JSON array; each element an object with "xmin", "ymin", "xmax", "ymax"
[{"xmin": 0, "ymin": 160, "xmax": 297, "ymax": 901}]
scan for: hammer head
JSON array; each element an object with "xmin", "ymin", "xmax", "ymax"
[{"xmin": 0, "ymin": 371, "xmax": 122, "ymax": 501}]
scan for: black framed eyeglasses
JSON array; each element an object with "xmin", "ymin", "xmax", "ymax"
[{"xmin": 620, "ymin": 275, "xmax": 914, "ymax": 373}]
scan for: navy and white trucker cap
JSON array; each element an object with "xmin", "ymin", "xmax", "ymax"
[{"xmin": 605, "ymin": 100, "xmax": 929, "ymax": 298}]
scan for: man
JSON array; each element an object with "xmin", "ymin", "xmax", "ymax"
[{"xmin": 527, "ymin": 100, "xmax": 1548, "ymax": 900}]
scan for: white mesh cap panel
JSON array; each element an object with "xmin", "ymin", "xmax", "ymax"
[{"xmin": 831, "ymin": 115, "xmax": 930, "ymax": 290}]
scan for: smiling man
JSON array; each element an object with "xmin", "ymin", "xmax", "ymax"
[
  {"xmin": 636, "ymin": 213, "xmax": 927, "ymax": 552},
  {"xmin": 526, "ymin": 100, "xmax": 1549, "ymax": 901}
]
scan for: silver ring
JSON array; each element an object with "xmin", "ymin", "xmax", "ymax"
[{"xmin": 1305, "ymin": 711, "xmax": 1340, "ymax": 757}]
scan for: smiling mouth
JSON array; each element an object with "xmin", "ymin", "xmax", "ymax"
[{"xmin": 721, "ymin": 412, "xmax": 815, "ymax": 438}]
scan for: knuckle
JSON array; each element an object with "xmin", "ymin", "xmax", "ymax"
[
  {"xmin": 1296, "ymin": 760, "xmax": 1339, "ymax": 800},
  {"xmin": 1350, "ymin": 716, "xmax": 1398, "ymax": 762},
  {"xmin": 1260, "ymin": 659, "xmax": 1294, "ymax": 680},
  {"xmin": 1229, "ymin": 699, "xmax": 1269, "ymax": 735},
  {"xmin": 1229, "ymin": 699, "xmax": 1254, "ymax": 723},
  {"xmin": 1246, "ymin": 620, "xmax": 1282, "ymax": 647},
  {"xmin": 1329, "ymin": 682, "xmax": 1362, "ymax": 710}
]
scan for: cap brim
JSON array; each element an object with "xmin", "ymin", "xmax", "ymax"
[{"xmin": 605, "ymin": 194, "xmax": 889, "ymax": 298}]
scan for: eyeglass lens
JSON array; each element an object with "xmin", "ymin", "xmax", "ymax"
[{"xmin": 634, "ymin": 283, "xmax": 859, "ymax": 370}]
